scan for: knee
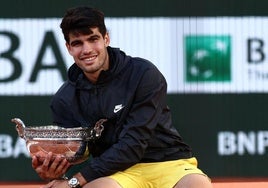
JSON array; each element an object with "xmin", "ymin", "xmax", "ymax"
[{"xmin": 174, "ymin": 174, "xmax": 212, "ymax": 188}]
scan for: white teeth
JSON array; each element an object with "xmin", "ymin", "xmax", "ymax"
[{"xmin": 84, "ymin": 55, "xmax": 96, "ymax": 61}]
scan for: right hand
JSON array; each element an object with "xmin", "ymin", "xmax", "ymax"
[{"xmin": 32, "ymin": 151, "xmax": 71, "ymax": 181}]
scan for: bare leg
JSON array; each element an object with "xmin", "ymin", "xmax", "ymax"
[
  {"xmin": 174, "ymin": 174, "xmax": 213, "ymax": 188},
  {"xmin": 83, "ymin": 177, "xmax": 122, "ymax": 188}
]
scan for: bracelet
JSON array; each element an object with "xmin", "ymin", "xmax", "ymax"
[{"xmin": 61, "ymin": 174, "xmax": 69, "ymax": 180}]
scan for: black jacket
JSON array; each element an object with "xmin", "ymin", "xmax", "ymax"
[{"xmin": 50, "ymin": 47, "xmax": 192, "ymax": 182}]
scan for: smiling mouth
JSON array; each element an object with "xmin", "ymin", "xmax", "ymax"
[
  {"xmin": 82, "ymin": 55, "xmax": 97, "ymax": 63},
  {"xmin": 87, "ymin": 55, "xmax": 97, "ymax": 61}
]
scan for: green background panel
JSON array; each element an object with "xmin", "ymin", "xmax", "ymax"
[{"xmin": 1, "ymin": 0, "xmax": 268, "ymax": 18}]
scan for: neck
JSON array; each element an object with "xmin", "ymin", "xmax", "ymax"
[
  {"xmin": 85, "ymin": 72, "xmax": 99, "ymax": 83},
  {"xmin": 85, "ymin": 54, "xmax": 110, "ymax": 83}
]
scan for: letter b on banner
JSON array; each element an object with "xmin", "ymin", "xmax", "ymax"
[
  {"xmin": 218, "ymin": 131, "xmax": 236, "ymax": 155},
  {"xmin": 0, "ymin": 31, "xmax": 22, "ymax": 82},
  {"xmin": 0, "ymin": 135, "xmax": 13, "ymax": 157}
]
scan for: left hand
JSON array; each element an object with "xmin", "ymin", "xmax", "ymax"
[{"xmin": 40, "ymin": 179, "xmax": 68, "ymax": 188}]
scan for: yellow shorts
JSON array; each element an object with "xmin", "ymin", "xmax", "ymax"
[{"xmin": 109, "ymin": 157, "xmax": 207, "ymax": 188}]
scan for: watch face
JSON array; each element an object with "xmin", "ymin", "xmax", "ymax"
[
  {"xmin": 69, "ymin": 177, "xmax": 79, "ymax": 187},
  {"xmin": 71, "ymin": 178, "xmax": 78, "ymax": 184}
]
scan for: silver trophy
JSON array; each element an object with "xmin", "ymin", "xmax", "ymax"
[{"xmin": 11, "ymin": 118, "xmax": 104, "ymax": 165}]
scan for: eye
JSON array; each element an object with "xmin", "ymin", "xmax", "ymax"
[
  {"xmin": 90, "ymin": 37, "xmax": 98, "ymax": 42},
  {"xmin": 70, "ymin": 40, "xmax": 82, "ymax": 47},
  {"xmin": 89, "ymin": 35, "xmax": 100, "ymax": 42}
]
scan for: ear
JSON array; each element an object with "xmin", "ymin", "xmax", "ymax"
[{"xmin": 104, "ymin": 33, "xmax": 110, "ymax": 47}]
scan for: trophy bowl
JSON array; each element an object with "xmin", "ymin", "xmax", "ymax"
[{"xmin": 11, "ymin": 118, "xmax": 96, "ymax": 165}]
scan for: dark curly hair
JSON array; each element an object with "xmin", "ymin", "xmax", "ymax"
[{"xmin": 60, "ymin": 6, "xmax": 107, "ymax": 43}]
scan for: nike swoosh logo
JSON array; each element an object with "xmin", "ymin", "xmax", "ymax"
[
  {"xmin": 184, "ymin": 168, "xmax": 195, "ymax": 171},
  {"xmin": 184, "ymin": 168, "xmax": 194, "ymax": 170},
  {"xmin": 114, "ymin": 104, "xmax": 124, "ymax": 113}
]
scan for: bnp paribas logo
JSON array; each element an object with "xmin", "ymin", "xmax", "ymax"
[{"xmin": 185, "ymin": 35, "xmax": 231, "ymax": 82}]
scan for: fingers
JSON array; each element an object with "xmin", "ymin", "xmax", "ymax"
[
  {"xmin": 51, "ymin": 156, "xmax": 71, "ymax": 179},
  {"xmin": 41, "ymin": 152, "xmax": 53, "ymax": 172},
  {"xmin": 34, "ymin": 152, "xmax": 56, "ymax": 180},
  {"xmin": 32, "ymin": 155, "xmax": 39, "ymax": 169},
  {"xmin": 55, "ymin": 158, "xmax": 70, "ymax": 173},
  {"xmin": 32, "ymin": 150, "xmax": 47, "ymax": 169},
  {"xmin": 33, "ymin": 152, "xmax": 70, "ymax": 180}
]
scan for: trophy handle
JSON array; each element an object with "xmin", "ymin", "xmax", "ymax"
[{"xmin": 11, "ymin": 118, "xmax": 26, "ymax": 139}]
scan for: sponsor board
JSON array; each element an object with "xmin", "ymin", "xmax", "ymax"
[
  {"xmin": 0, "ymin": 19, "xmax": 71, "ymax": 95},
  {"xmin": 2, "ymin": 18, "xmax": 268, "ymax": 95},
  {"xmin": 218, "ymin": 131, "xmax": 268, "ymax": 155},
  {"xmin": 2, "ymin": 130, "xmax": 268, "ymax": 160},
  {"xmin": 0, "ymin": 135, "xmax": 28, "ymax": 158},
  {"xmin": 185, "ymin": 35, "xmax": 231, "ymax": 82}
]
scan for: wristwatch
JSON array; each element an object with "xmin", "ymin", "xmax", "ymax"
[{"xmin": 68, "ymin": 177, "xmax": 81, "ymax": 188}]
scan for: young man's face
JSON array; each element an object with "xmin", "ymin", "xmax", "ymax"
[{"xmin": 66, "ymin": 27, "xmax": 110, "ymax": 82}]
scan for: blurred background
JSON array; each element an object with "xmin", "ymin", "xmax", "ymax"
[{"xmin": 1, "ymin": 0, "xmax": 268, "ymax": 182}]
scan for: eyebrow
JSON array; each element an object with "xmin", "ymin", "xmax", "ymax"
[
  {"xmin": 88, "ymin": 34, "xmax": 101, "ymax": 39},
  {"xmin": 69, "ymin": 33, "xmax": 102, "ymax": 46}
]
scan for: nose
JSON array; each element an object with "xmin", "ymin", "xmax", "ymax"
[{"xmin": 82, "ymin": 42, "xmax": 92, "ymax": 54}]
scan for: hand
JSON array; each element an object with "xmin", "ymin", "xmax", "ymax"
[
  {"xmin": 32, "ymin": 151, "xmax": 71, "ymax": 181},
  {"xmin": 40, "ymin": 179, "xmax": 68, "ymax": 188}
]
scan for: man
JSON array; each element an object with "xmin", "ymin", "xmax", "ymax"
[{"xmin": 32, "ymin": 6, "xmax": 212, "ymax": 188}]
